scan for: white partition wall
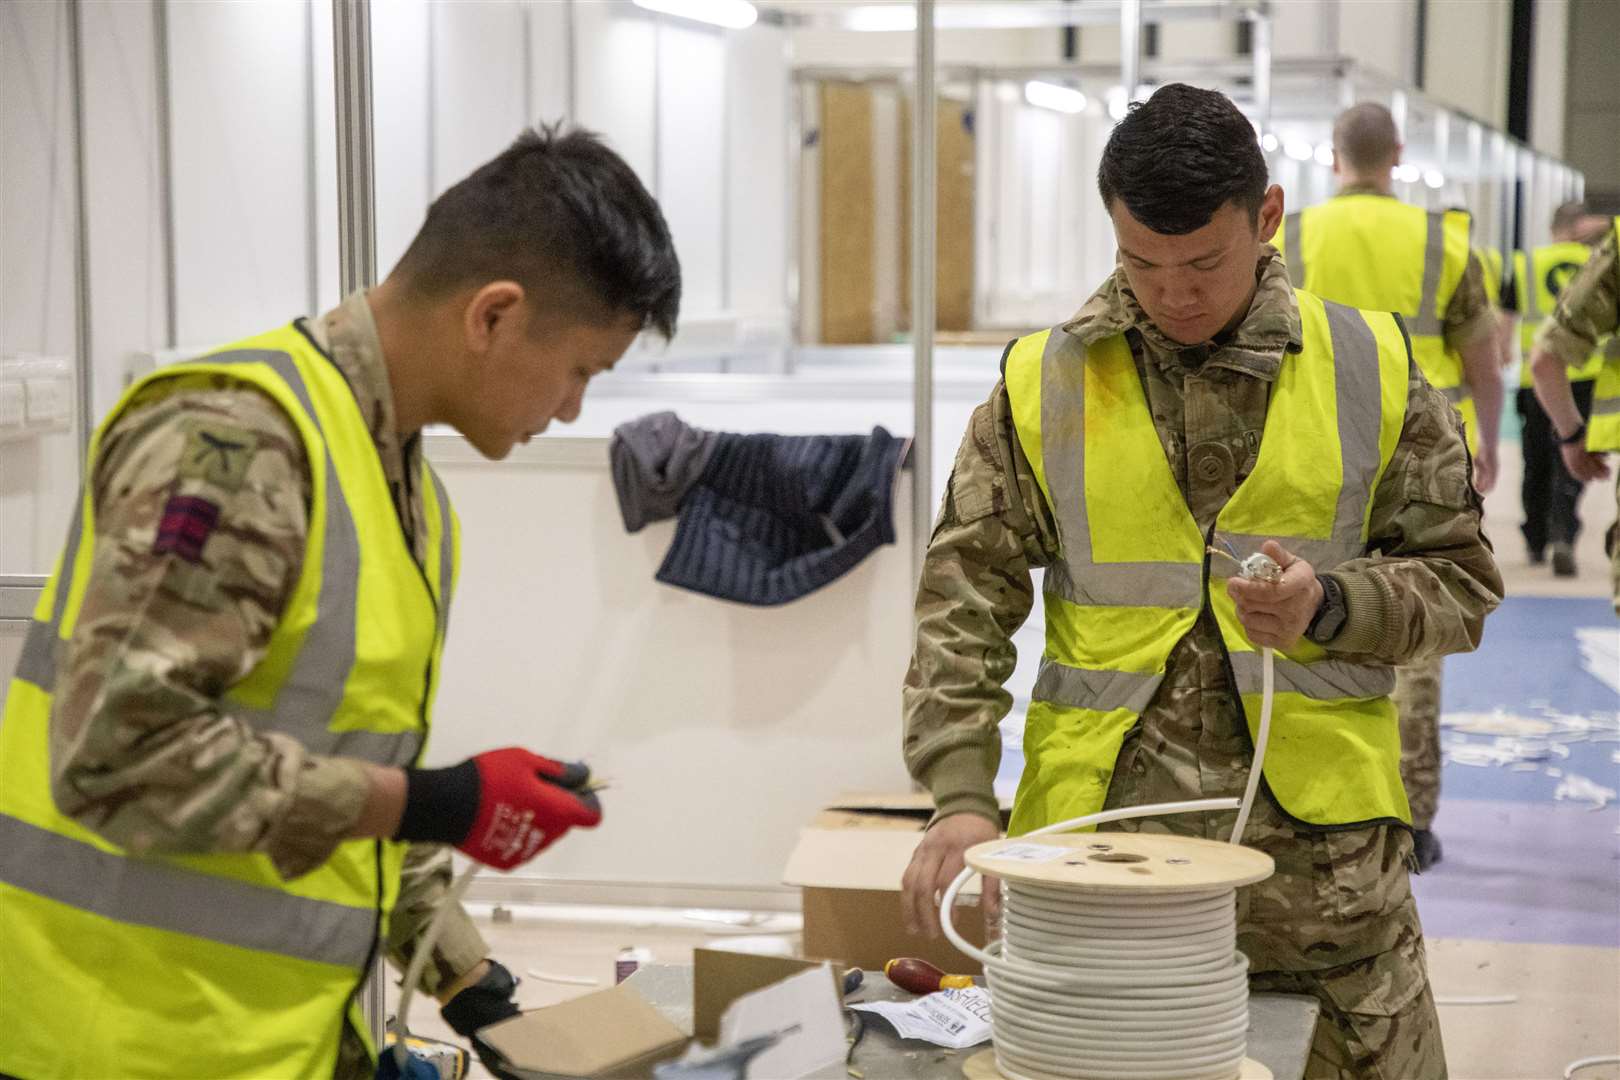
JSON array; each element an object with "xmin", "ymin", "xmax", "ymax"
[{"xmin": 426, "ymin": 436, "xmax": 916, "ymax": 902}]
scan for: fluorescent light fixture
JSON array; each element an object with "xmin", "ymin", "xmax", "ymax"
[
  {"xmin": 1313, "ymin": 143, "xmax": 1335, "ymax": 167},
  {"xmin": 632, "ymin": 0, "xmax": 757, "ymax": 30},
  {"xmin": 1024, "ymin": 81, "xmax": 1087, "ymax": 114},
  {"xmin": 1393, "ymin": 163, "xmax": 1422, "ymax": 184},
  {"xmin": 1261, "ymin": 133, "xmax": 1280, "ymax": 153},
  {"xmin": 844, "ymin": 4, "xmax": 917, "ymax": 31},
  {"xmin": 1106, "ymin": 86, "xmax": 1129, "ymax": 122},
  {"xmin": 1283, "ymin": 140, "xmax": 1314, "ymax": 162},
  {"xmin": 1423, "ymin": 169, "xmax": 1445, "ymax": 189}
]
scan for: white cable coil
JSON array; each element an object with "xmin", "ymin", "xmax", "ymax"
[{"xmin": 941, "ymin": 644, "xmax": 1277, "ymax": 1080}]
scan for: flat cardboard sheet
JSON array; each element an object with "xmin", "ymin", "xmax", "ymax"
[
  {"xmin": 692, "ymin": 949, "xmax": 836, "ymax": 1041},
  {"xmin": 478, "ymin": 983, "xmax": 686, "ymax": 1079}
]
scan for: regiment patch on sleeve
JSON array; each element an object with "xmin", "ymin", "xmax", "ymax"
[
  {"xmin": 153, "ymin": 495, "xmax": 222, "ymax": 563},
  {"xmin": 178, "ymin": 422, "xmax": 259, "ymax": 492}
]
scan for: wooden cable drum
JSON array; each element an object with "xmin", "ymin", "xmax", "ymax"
[{"xmin": 950, "ymin": 832, "xmax": 1275, "ymax": 1080}]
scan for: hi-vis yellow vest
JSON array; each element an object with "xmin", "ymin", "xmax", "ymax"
[
  {"xmin": 1586, "ymin": 218, "xmax": 1620, "ymax": 452},
  {"xmin": 1514, "ymin": 242, "xmax": 1606, "ymax": 386},
  {"xmin": 1003, "ymin": 290, "xmax": 1412, "ymax": 836},
  {"xmin": 0, "ymin": 323, "xmax": 459, "ymax": 1079},
  {"xmin": 1478, "ymin": 246, "xmax": 1504, "ymax": 313},
  {"xmin": 1274, "ymin": 194, "xmax": 1475, "ymax": 448}
]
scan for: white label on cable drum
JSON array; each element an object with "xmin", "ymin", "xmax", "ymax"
[{"xmin": 991, "ymin": 843, "xmax": 1070, "ymax": 863}]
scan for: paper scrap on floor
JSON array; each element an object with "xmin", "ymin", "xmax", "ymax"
[{"xmin": 850, "ymin": 986, "xmax": 993, "ymax": 1050}]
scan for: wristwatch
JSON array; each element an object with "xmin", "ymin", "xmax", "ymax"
[
  {"xmin": 1305, "ymin": 574, "xmax": 1348, "ymax": 645},
  {"xmin": 1558, "ymin": 422, "xmax": 1588, "ymax": 446}
]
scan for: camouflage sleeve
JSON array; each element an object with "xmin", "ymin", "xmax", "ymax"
[
  {"xmin": 902, "ymin": 381, "xmax": 1059, "ymax": 825},
  {"xmin": 1537, "ymin": 230, "xmax": 1620, "ymax": 366},
  {"xmin": 386, "ymin": 845, "xmax": 491, "ymax": 996},
  {"xmin": 1320, "ymin": 364, "xmax": 1504, "ymax": 664},
  {"xmin": 48, "ymin": 375, "xmax": 370, "ymax": 880},
  {"xmin": 1442, "ymin": 250, "xmax": 1497, "ymax": 352}
]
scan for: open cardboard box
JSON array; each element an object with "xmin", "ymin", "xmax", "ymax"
[
  {"xmin": 781, "ymin": 792, "xmax": 1011, "ymax": 974},
  {"xmin": 477, "ymin": 949, "xmax": 843, "ymax": 1079}
]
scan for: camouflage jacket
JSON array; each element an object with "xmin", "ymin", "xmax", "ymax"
[
  {"xmin": 48, "ymin": 291, "xmax": 489, "ymax": 1005},
  {"xmin": 1537, "ymin": 226, "xmax": 1620, "ymax": 364},
  {"xmin": 904, "ymin": 252, "xmax": 1505, "ymax": 825}
]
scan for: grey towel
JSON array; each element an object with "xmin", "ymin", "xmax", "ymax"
[{"xmin": 609, "ymin": 411, "xmax": 719, "ymax": 532}]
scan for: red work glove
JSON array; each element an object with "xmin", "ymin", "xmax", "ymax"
[{"xmin": 395, "ymin": 748, "xmax": 603, "ymax": 871}]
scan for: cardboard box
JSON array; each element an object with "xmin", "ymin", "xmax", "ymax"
[
  {"xmin": 477, "ymin": 983, "xmax": 687, "ymax": 1079},
  {"xmin": 781, "ymin": 793, "xmax": 1009, "ymax": 974},
  {"xmin": 477, "ymin": 948, "xmax": 847, "ymax": 1079}
]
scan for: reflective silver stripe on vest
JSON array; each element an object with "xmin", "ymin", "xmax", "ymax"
[
  {"xmin": 1323, "ymin": 300, "xmax": 1388, "ymax": 547},
  {"xmin": 1041, "ymin": 327, "xmax": 1090, "ymax": 563},
  {"xmin": 1592, "ymin": 395, "xmax": 1620, "ymax": 417},
  {"xmin": 1229, "ymin": 652, "xmax": 1396, "ymax": 699},
  {"xmin": 1033, "ymin": 659, "xmax": 1164, "ymax": 714},
  {"xmin": 0, "ymin": 812, "xmax": 375, "ymax": 969},
  {"xmin": 1044, "ymin": 560, "xmax": 1204, "ymax": 609},
  {"xmin": 12, "ymin": 499, "xmax": 87, "ymax": 692},
  {"xmin": 428, "ymin": 464, "xmax": 455, "ymax": 640},
  {"xmin": 1283, "ymin": 213, "xmax": 1305, "ymax": 288},
  {"xmin": 1405, "ymin": 211, "xmax": 1448, "ymax": 337}
]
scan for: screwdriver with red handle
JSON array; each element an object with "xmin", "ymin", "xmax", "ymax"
[{"xmin": 883, "ymin": 957, "xmax": 975, "ymax": 994}]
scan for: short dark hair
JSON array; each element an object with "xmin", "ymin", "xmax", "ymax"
[
  {"xmin": 1332, "ymin": 103, "xmax": 1400, "ymax": 174},
  {"xmin": 1097, "ymin": 83, "xmax": 1268, "ymax": 236},
  {"xmin": 393, "ymin": 123, "xmax": 681, "ymax": 339}
]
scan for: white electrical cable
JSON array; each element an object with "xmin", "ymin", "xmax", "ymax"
[
  {"xmin": 938, "ymin": 639, "xmax": 1277, "ymax": 1080},
  {"xmin": 1566, "ymin": 1055, "xmax": 1620, "ymax": 1078},
  {"xmin": 391, "ymin": 861, "xmax": 482, "ymax": 1070}
]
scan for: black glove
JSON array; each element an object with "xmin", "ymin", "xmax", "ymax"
[{"xmin": 440, "ymin": 960, "xmax": 522, "ymax": 1077}]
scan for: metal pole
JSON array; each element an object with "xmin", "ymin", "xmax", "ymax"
[
  {"xmin": 332, "ymin": 0, "xmax": 382, "ymax": 1048},
  {"xmin": 910, "ymin": 0, "xmax": 935, "ymax": 583},
  {"xmin": 305, "ymin": 1, "xmax": 321, "ymax": 314},
  {"xmin": 153, "ymin": 0, "xmax": 177, "ymax": 350},
  {"xmin": 334, "ymin": 0, "xmax": 377, "ymax": 297},
  {"xmin": 1250, "ymin": 7, "xmax": 1271, "ymax": 137},
  {"xmin": 1119, "ymin": 0, "xmax": 1142, "ymax": 102},
  {"xmin": 67, "ymin": 0, "xmax": 93, "ymax": 467}
]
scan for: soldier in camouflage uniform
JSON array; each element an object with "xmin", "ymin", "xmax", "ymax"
[
  {"xmin": 1529, "ymin": 223, "xmax": 1620, "ymax": 611},
  {"xmin": 4, "ymin": 127, "xmax": 680, "ymax": 1078},
  {"xmin": 50, "ymin": 295, "xmax": 519, "ymax": 1076},
  {"xmin": 901, "ymin": 86, "xmax": 1501, "ymax": 1080},
  {"xmin": 1295, "ymin": 104, "xmax": 1506, "ymax": 872}
]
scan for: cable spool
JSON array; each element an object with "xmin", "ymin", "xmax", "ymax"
[{"xmin": 953, "ymin": 833, "xmax": 1274, "ymax": 1080}]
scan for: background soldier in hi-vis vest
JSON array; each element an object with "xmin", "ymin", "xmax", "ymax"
[
  {"xmin": 0, "ymin": 127, "xmax": 681, "ymax": 1079},
  {"xmin": 1271, "ymin": 102, "xmax": 1506, "ymax": 875},
  {"xmin": 901, "ymin": 84, "xmax": 1500, "ymax": 1079},
  {"xmin": 1511, "ymin": 201, "xmax": 1614, "ymax": 577},
  {"xmin": 1529, "ymin": 218, "xmax": 1620, "ymax": 613}
]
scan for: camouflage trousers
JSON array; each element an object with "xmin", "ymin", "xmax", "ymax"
[
  {"xmin": 1103, "ymin": 756, "xmax": 1446, "ymax": 1078},
  {"xmin": 1394, "ymin": 658, "xmax": 1444, "ymax": 831}
]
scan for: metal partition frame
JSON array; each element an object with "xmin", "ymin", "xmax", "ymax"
[
  {"xmin": 911, "ymin": 0, "xmax": 935, "ymax": 580},
  {"xmin": 331, "ymin": 0, "xmax": 383, "ymax": 1045}
]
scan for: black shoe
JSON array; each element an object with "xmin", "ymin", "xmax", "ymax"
[
  {"xmin": 1413, "ymin": 829, "xmax": 1443, "ymax": 872},
  {"xmin": 1527, "ymin": 547, "xmax": 1545, "ymax": 565},
  {"xmin": 1551, "ymin": 543, "xmax": 1577, "ymax": 577}
]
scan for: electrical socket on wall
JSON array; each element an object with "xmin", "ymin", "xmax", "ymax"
[{"xmin": 0, "ymin": 381, "xmax": 25, "ymax": 429}]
